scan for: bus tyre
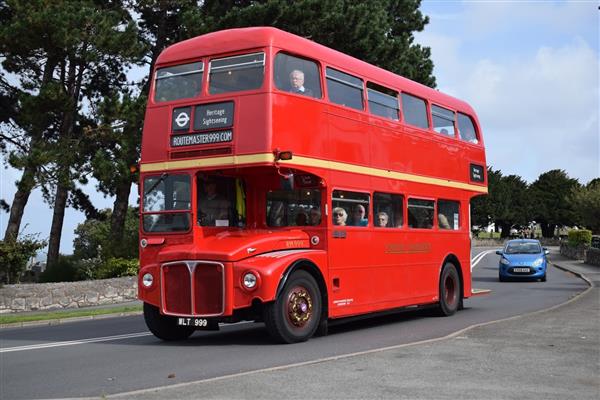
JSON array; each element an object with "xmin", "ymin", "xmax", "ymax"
[
  {"xmin": 143, "ymin": 303, "xmax": 195, "ymax": 341},
  {"xmin": 437, "ymin": 263, "xmax": 460, "ymax": 316},
  {"xmin": 264, "ymin": 270, "xmax": 322, "ymax": 344}
]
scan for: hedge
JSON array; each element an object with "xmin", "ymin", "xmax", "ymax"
[{"xmin": 568, "ymin": 229, "xmax": 592, "ymax": 247}]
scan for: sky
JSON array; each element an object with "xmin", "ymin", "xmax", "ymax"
[
  {"xmin": 415, "ymin": 0, "xmax": 599, "ymax": 184},
  {"xmin": 1, "ymin": 0, "xmax": 599, "ymax": 256}
]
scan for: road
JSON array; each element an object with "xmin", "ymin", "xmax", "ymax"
[{"xmin": 0, "ymin": 249, "xmax": 589, "ymax": 399}]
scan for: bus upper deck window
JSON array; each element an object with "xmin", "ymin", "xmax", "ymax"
[
  {"xmin": 154, "ymin": 62, "xmax": 203, "ymax": 102},
  {"xmin": 432, "ymin": 105, "xmax": 456, "ymax": 137},
  {"xmin": 367, "ymin": 82, "xmax": 399, "ymax": 121},
  {"xmin": 209, "ymin": 52, "xmax": 265, "ymax": 95},
  {"xmin": 326, "ymin": 67, "xmax": 364, "ymax": 111},
  {"xmin": 458, "ymin": 113, "xmax": 479, "ymax": 144},
  {"xmin": 401, "ymin": 93, "xmax": 429, "ymax": 130},
  {"xmin": 274, "ymin": 53, "xmax": 322, "ymax": 99}
]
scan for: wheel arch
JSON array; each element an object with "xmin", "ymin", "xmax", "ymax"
[
  {"xmin": 441, "ymin": 253, "xmax": 464, "ymax": 299},
  {"xmin": 276, "ymin": 258, "xmax": 329, "ymax": 320}
]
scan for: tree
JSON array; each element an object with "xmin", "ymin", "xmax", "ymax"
[
  {"xmin": 572, "ymin": 179, "xmax": 600, "ymax": 234},
  {"xmin": 529, "ymin": 169, "xmax": 580, "ymax": 238},
  {"xmin": 194, "ymin": 0, "xmax": 436, "ymax": 87},
  {"xmin": 87, "ymin": 1, "xmax": 201, "ymax": 249},
  {"xmin": 73, "ymin": 207, "xmax": 139, "ymax": 261},
  {"xmin": 90, "ymin": 91, "xmax": 145, "ymax": 250},
  {"xmin": 471, "ymin": 168, "xmax": 532, "ymax": 237},
  {"xmin": 493, "ymin": 174, "xmax": 530, "ymax": 237},
  {"xmin": 471, "ymin": 167, "xmax": 501, "ymax": 229},
  {"xmin": 0, "ymin": 0, "xmax": 144, "ymax": 267},
  {"xmin": 0, "ymin": 234, "xmax": 47, "ymax": 284}
]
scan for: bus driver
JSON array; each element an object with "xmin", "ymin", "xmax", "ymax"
[{"xmin": 198, "ymin": 177, "xmax": 230, "ymax": 226}]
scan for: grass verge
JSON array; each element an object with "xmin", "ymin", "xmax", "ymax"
[{"xmin": 0, "ymin": 304, "xmax": 142, "ymax": 325}]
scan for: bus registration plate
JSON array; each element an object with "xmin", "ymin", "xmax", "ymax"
[{"xmin": 177, "ymin": 317, "xmax": 219, "ymax": 330}]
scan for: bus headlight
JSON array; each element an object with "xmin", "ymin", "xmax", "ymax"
[
  {"xmin": 142, "ymin": 273, "xmax": 154, "ymax": 288},
  {"xmin": 243, "ymin": 272, "xmax": 258, "ymax": 289}
]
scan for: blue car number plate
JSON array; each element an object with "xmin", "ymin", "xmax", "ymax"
[{"xmin": 513, "ymin": 267, "xmax": 530, "ymax": 273}]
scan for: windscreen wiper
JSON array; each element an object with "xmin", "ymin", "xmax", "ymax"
[{"xmin": 144, "ymin": 173, "xmax": 168, "ymax": 196}]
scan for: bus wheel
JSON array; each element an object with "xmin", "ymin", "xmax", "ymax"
[
  {"xmin": 143, "ymin": 303, "xmax": 195, "ymax": 341},
  {"xmin": 264, "ymin": 270, "xmax": 322, "ymax": 344},
  {"xmin": 437, "ymin": 263, "xmax": 460, "ymax": 316}
]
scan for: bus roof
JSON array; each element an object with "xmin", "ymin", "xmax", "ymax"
[{"xmin": 156, "ymin": 27, "xmax": 475, "ymax": 115}]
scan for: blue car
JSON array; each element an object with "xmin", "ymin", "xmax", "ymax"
[{"xmin": 496, "ymin": 239, "xmax": 549, "ymax": 282}]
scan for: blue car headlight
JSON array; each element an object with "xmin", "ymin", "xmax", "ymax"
[
  {"xmin": 532, "ymin": 258, "xmax": 543, "ymax": 267},
  {"xmin": 500, "ymin": 258, "xmax": 510, "ymax": 265}
]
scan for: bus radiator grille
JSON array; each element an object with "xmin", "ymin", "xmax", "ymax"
[
  {"xmin": 193, "ymin": 263, "xmax": 224, "ymax": 315},
  {"xmin": 162, "ymin": 263, "xmax": 192, "ymax": 315},
  {"xmin": 161, "ymin": 261, "xmax": 224, "ymax": 316}
]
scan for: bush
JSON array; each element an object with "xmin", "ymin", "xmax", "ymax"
[
  {"xmin": 476, "ymin": 231, "xmax": 501, "ymax": 239},
  {"xmin": 39, "ymin": 255, "xmax": 79, "ymax": 283},
  {"xmin": 96, "ymin": 257, "xmax": 139, "ymax": 279},
  {"xmin": 567, "ymin": 229, "xmax": 592, "ymax": 247},
  {"xmin": 0, "ymin": 234, "xmax": 47, "ymax": 284}
]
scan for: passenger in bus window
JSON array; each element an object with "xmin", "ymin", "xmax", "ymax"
[
  {"xmin": 289, "ymin": 69, "xmax": 313, "ymax": 97},
  {"xmin": 332, "ymin": 207, "xmax": 347, "ymax": 226},
  {"xmin": 198, "ymin": 177, "xmax": 230, "ymax": 226},
  {"xmin": 295, "ymin": 212, "xmax": 308, "ymax": 226},
  {"xmin": 309, "ymin": 207, "xmax": 321, "ymax": 225},
  {"xmin": 438, "ymin": 213, "xmax": 451, "ymax": 229},
  {"xmin": 376, "ymin": 212, "xmax": 389, "ymax": 227},
  {"xmin": 350, "ymin": 204, "xmax": 368, "ymax": 226}
]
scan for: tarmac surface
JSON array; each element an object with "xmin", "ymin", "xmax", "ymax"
[{"xmin": 103, "ymin": 251, "xmax": 600, "ymax": 400}]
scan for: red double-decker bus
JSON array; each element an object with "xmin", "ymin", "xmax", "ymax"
[{"xmin": 138, "ymin": 27, "xmax": 487, "ymax": 343}]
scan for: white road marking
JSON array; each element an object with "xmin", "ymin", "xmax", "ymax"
[
  {"xmin": 0, "ymin": 332, "xmax": 152, "ymax": 353},
  {"xmin": 470, "ymin": 249, "xmax": 496, "ymax": 271},
  {"xmin": 1, "ymin": 321, "xmax": 255, "ymax": 353}
]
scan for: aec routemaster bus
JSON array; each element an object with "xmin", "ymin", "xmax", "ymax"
[{"xmin": 138, "ymin": 27, "xmax": 488, "ymax": 344}]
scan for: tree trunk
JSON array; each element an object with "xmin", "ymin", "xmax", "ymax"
[
  {"xmin": 3, "ymin": 164, "xmax": 36, "ymax": 241},
  {"xmin": 45, "ymin": 58, "xmax": 82, "ymax": 268},
  {"xmin": 540, "ymin": 223, "xmax": 554, "ymax": 238},
  {"xmin": 110, "ymin": 180, "xmax": 132, "ymax": 255},
  {"xmin": 46, "ymin": 183, "xmax": 69, "ymax": 268},
  {"xmin": 3, "ymin": 57, "xmax": 58, "ymax": 241},
  {"xmin": 499, "ymin": 222, "xmax": 511, "ymax": 238}
]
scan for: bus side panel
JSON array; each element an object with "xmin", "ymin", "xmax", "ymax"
[{"xmin": 271, "ymin": 94, "xmax": 328, "ymax": 156}]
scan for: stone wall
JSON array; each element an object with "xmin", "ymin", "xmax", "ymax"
[
  {"xmin": 560, "ymin": 242, "xmax": 589, "ymax": 261},
  {"xmin": 585, "ymin": 248, "xmax": 600, "ymax": 266},
  {"xmin": 0, "ymin": 277, "xmax": 137, "ymax": 314}
]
